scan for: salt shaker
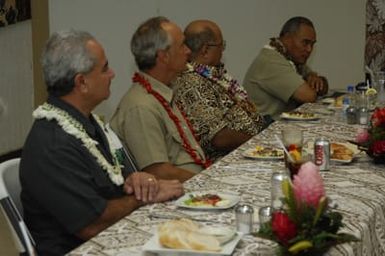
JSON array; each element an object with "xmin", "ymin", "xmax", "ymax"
[
  {"xmin": 235, "ymin": 204, "xmax": 254, "ymax": 234},
  {"xmin": 258, "ymin": 206, "xmax": 272, "ymax": 230}
]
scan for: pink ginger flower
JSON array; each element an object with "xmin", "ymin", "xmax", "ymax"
[
  {"xmin": 293, "ymin": 162, "xmax": 325, "ymax": 209},
  {"xmin": 356, "ymin": 128, "xmax": 369, "ymax": 144}
]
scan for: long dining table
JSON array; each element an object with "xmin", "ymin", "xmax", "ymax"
[{"xmin": 68, "ymin": 101, "xmax": 385, "ymax": 256}]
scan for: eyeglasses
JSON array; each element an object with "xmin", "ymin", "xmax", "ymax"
[{"xmin": 207, "ymin": 40, "xmax": 226, "ymax": 50}]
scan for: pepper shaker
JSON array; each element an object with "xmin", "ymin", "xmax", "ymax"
[{"xmin": 235, "ymin": 204, "xmax": 254, "ymax": 234}]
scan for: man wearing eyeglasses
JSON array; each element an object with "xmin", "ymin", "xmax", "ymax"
[
  {"xmin": 172, "ymin": 20, "xmax": 267, "ymax": 161},
  {"xmin": 243, "ymin": 16, "xmax": 328, "ymax": 120}
]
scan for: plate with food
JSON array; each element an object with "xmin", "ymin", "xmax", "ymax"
[
  {"xmin": 242, "ymin": 145, "xmax": 284, "ymax": 160},
  {"xmin": 330, "ymin": 142, "xmax": 359, "ymax": 163},
  {"xmin": 175, "ymin": 192, "xmax": 240, "ymax": 210},
  {"xmin": 143, "ymin": 218, "xmax": 242, "ymax": 255},
  {"xmin": 280, "ymin": 111, "xmax": 319, "ymax": 121}
]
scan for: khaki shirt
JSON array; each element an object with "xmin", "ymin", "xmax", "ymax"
[
  {"xmin": 110, "ymin": 72, "xmax": 205, "ymax": 173},
  {"xmin": 243, "ymin": 46, "xmax": 312, "ymax": 119}
]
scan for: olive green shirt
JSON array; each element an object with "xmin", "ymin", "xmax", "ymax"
[
  {"xmin": 243, "ymin": 46, "xmax": 312, "ymax": 119},
  {"xmin": 110, "ymin": 72, "xmax": 205, "ymax": 173}
]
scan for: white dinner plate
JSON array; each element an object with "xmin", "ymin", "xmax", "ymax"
[
  {"xmin": 280, "ymin": 112, "xmax": 319, "ymax": 121},
  {"xmin": 142, "ymin": 229, "xmax": 242, "ymax": 256},
  {"xmin": 175, "ymin": 192, "xmax": 240, "ymax": 210},
  {"xmin": 242, "ymin": 147, "xmax": 284, "ymax": 160},
  {"xmin": 321, "ymin": 97, "xmax": 335, "ymax": 105}
]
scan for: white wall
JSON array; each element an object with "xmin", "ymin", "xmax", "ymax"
[
  {"xmin": 49, "ymin": 0, "xmax": 366, "ymax": 119},
  {"xmin": 0, "ymin": 21, "xmax": 33, "ymax": 155}
]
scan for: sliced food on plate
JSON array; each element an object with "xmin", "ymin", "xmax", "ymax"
[
  {"xmin": 243, "ymin": 145, "xmax": 284, "ymax": 160},
  {"xmin": 175, "ymin": 192, "xmax": 240, "ymax": 210},
  {"xmin": 330, "ymin": 142, "xmax": 355, "ymax": 161},
  {"xmin": 184, "ymin": 193, "xmax": 230, "ymax": 207}
]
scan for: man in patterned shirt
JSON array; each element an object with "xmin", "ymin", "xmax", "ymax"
[{"xmin": 172, "ymin": 20, "xmax": 267, "ymax": 161}]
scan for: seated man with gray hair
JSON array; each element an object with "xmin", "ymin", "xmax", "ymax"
[
  {"xmin": 20, "ymin": 29, "xmax": 183, "ymax": 255},
  {"xmin": 111, "ymin": 17, "xmax": 210, "ymax": 181}
]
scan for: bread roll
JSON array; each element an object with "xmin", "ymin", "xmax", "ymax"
[{"xmin": 158, "ymin": 218, "xmax": 221, "ymax": 252}]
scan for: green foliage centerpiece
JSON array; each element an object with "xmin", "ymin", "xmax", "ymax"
[{"xmin": 257, "ymin": 162, "xmax": 358, "ymax": 255}]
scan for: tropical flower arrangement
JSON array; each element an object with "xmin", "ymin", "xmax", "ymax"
[
  {"xmin": 356, "ymin": 107, "xmax": 385, "ymax": 164},
  {"xmin": 257, "ymin": 162, "xmax": 358, "ymax": 256}
]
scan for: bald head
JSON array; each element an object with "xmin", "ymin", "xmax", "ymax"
[{"xmin": 184, "ymin": 20, "xmax": 224, "ymax": 65}]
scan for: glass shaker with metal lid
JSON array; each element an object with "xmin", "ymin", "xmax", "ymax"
[{"xmin": 235, "ymin": 204, "xmax": 254, "ymax": 234}]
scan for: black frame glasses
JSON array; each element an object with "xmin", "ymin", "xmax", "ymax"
[{"xmin": 207, "ymin": 40, "xmax": 226, "ymax": 50}]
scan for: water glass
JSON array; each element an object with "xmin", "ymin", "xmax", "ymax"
[
  {"xmin": 374, "ymin": 71, "xmax": 385, "ymax": 107},
  {"xmin": 271, "ymin": 169, "xmax": 289, "ymax": 210}
]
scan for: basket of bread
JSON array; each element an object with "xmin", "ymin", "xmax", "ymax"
[{"xmin": 148, "ymin": 218, "xmax": 239, "ymax": 254}]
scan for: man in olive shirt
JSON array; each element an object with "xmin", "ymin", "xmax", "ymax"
[
  {"xmin": 111, "ymin": 17, "xmax": 210, "ymax": 182},
  {"xmin": 243, "ymin": 16, "xmax": 328, "ymax": 119},
  {"xmin": 20, "ymin": 29, "xmax": 183, "ymax": 255}
]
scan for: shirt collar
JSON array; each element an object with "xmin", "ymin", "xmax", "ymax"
[
  {"xmin": 139, "ymin": 72, "xmax": 174, "ymax": 103},
  {"xmin": 47, "ymin": 96, "xmax": 97, "ymax": 137}
]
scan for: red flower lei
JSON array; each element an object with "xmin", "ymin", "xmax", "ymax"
[{"xmin": 133, "ymin": 72, "xmax": 211, "ymax": 169}]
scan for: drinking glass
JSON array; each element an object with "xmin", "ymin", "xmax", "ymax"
[
  {"xmin": 286, "ymin": 153, "xmax": 312, "ymax": 180},
  {"xmin": 270, "ymin": 169, "xmax": 289, "ymax": 210},
  {"xmin": 374, "ymin": 71, "xmax": 385, "ymax": 107},
  {"xmin": 281, "ymin": 128, "xmax": 303, "ymax": 168}
]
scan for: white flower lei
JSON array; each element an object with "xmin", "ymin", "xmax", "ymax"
[{"xmin": 33, "ymin": 103, "xmax": 124, "ymax": 186}]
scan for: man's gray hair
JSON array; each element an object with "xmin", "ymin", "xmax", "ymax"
[
  {"xmin": 131, "ymin": 16, "xmax": 172, "ymax": 71},
  {"xmin": 184, "ymin": 26, "xmax": 215, "ymax": 59},
  {"xmin": 41, "ymin": 29, "xmax": 96, "ymax": 96},
  {"xmin": 279, "ymin": 16, "xmax": 314, "ymax": 37}
]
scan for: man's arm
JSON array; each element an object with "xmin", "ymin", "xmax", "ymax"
[
  {"xmin": 306, "ymin": 72, "xmax": 328, "ymax": 96},
  {"xmin": 76, "ymin": 195, "xmax": 143, "ymax": 240},
  {"xmin": 143, "ymin": 162, "xmax": 195, "ymax": 182},
  {"xmin": 291, "ymin": 82, "xmax": 317, "ymax": 103},
  {"xmin": 76, "ymin": 179, "xmax": 184, "ymax": 240},
  {"xmin": 211, "ymin": 128, "xmax": 252, "ymax": 152}
]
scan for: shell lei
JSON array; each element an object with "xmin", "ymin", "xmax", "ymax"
[
  {"xmin": 187, "ymin": 62, "xmax": 248, "ymax": 102},
  {"xmin": 33, "ymin": 103, "xmax": 124, "ymax": 186}
]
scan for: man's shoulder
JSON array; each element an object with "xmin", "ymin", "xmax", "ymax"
[
  {"xmin": 118, "ymin": 84, "xmax": 158, "ymax": 109},
  {"xmin": 256, "ymin": 47, "xmax": 286, "ymax": 63},
  {"xmin": 23, "ymin": 119, "xmax": 82, "ymax": 153},
  {"xmin": 173, "ymin": 72, "xmax": 210, "ymax": 94}
]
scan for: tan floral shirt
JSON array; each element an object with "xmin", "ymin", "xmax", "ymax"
[{"xmin": 172, "ymin": 66, "xmax": 266, "ymax": 161}]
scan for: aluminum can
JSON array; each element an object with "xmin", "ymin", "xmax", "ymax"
[
  {"xmin": 235, "ymin": 204, "xmax": 254, "ymax": 234},
  {"xmin": 314, "ymin": 138, "xmax": 330, "ymax": 171}
]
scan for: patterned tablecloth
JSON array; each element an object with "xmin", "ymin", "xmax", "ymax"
[{"xmin": 68, "ymin": 102, "xmax": 385, "ymax": 256}]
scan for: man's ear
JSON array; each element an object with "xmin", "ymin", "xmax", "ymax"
[
  {"xmin": 157, "ymin": 49, "xmax": 169, "ymax": 65},
  {"xmin": 200, "ymin": 44, "xmax": 209, "ymax": 57},
  {"xmin": 74, "ymin": 73, "xmax": 88, "ymax": 93}
]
